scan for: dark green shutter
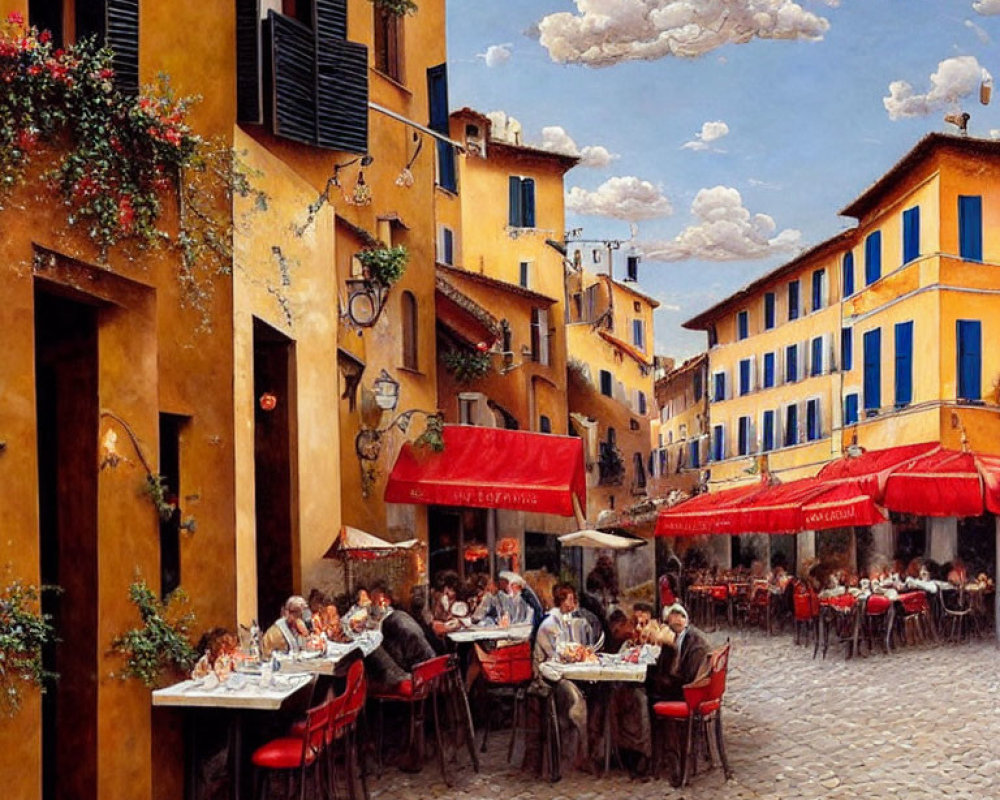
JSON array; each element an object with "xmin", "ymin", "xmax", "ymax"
[
  {"xmin": 316, "ymin": 37, "xmax": 369, "ymax": 153},
  {"xmin": 521, "ymin": 178, "xmax": 536, "ymax": 228},
  {"xmin": 236, "ymin": 0, "xmax": 263, "ymax": 123},
  {"xmin": 314, "ymin": 0, "xmax": 348, "ymax": 41},
  {"xmin": 269, "ymin": 11, "xmax": 317, "ymax": 146},
  {"xmin": 427, "ymin": 64, "xmax": 455, "ymax": 191},
  {"xmin": 508, "ymin": 176, "xmax": 522, "ymax": 227},
  {"xmin": 106, "ymin": 0, "xmax": 139, "ymax": 96}
]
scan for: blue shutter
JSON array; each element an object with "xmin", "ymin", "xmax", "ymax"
[
  {"xmin": 959, "ymin": 196, "xmax": 983, "ymax": 261},
  {"xmin": 690, "ymin": 440, "xmax": 700, "ymax": 469},
  {"xmin": 763, "ymin": 410, "xmax": 774, "ymax": 451},
  {"xmin": 508, "ymin": 177, "xmax": 522, "ymax": 226},
  {"xmin": 786, "ymin": 345, "xmax": 797, "ymax": 383},
  {"xmin": 842, "ymin": 252, "xmax": 854, "ymax": 298},
  {"xmin": 811, "ymin": 270, "xmax": 824, "ymax": 311},
  {"xmin": 763, "ymin": 352, "xmax": 775, "ymax": 388},
  {"xmin": 806, "ymin": 399, "xmax": 819, "ymax": 441},
  {"xmin": 712, "ymin": 425, "xmax": 724, "ymax": 462},
  {"xmin": 693, "ymin": 370, "xmax": 703, "ymax": 401},
  {"xmin": 714, "ymin": 372, "xmax": 725, "ymax": 402},
  {"xmin": 785, "ymin": 405, "xmax": 798, "ymax": 446},
  {"xmin": 427, "ymin": 64, "xmax": 456, "ymax": 191},
  {"xmin": 865, "ymin": 232, "xmax": 882, "ymax": 285},
  {"xmin": 844, "ymin": 394, "xmax": 859, "ymax": 425},
  {"xmin": 764, "ymin": 293, "xmax": 775, "ymax": 329},
  {"xmin": 788, "ymin": 281, "xmax": 800, "ymax": 320},
  {"xmin": 894, "ymin": 321, "xmax": 913, "ymax": 407},
  {"xmin": 811, "ymin": 337, "xmax": 823, "ymax": 376},
  {"xmin": 841, "ymin": 327, "xmax": 853, "ymax": 371},
  {"xmin": 738, "ymin": 417, "xmax": 749, "ymax": 456},
  {"xmin": 957, "ymin": 320, "xmax": 982, "ymax": 400},
  {"xmin": 903, "ymin": 207, "xmax": 920, "ymax": 264},
  {"xmin": 738, "ymin": 311, "xmax": 748, "ymax": 340},
  {"xmin": 443, "ymin": 228, "xmax": 454, "ymax": 266},
  {"xmin": 521, "ymin": 178, "xmax": 536, "ymax": 228},
  {"xmin": 739, "ymin": 359, "xmax": 751, "ymax": 395},
  {"xmin": 863, "ymin": 329, "xmax": 882, "ymax": 413}
]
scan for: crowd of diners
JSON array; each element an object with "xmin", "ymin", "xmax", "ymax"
[{"xmin": 188, "ymin": 560, "xmax": 720, "ymax": 781}]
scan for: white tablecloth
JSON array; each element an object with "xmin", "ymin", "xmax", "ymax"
[
  {"xmin": 447, "ymin": 623, "xmax": 533, "ymax": 644},
  {"xmin": 277, "ymin": 630, "xmax": 384, "ymax": 675},
  {"xmin": 152, "ymin": 672, "xmax": 314, "ymax": 710},
  {"xmin": 542, "ymin": 659, "xmax": 648, "ymax": 683}
]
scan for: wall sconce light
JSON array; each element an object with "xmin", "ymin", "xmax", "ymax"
[
  {"xmin": 395, "ymin": 133, "xmax": 422, "ymax": 188},
  {"xmin": 373, "ymin": 369, "xmax": 400, "ymax": 412},
  {"xmin": 333, "ymin": 153, "xmax": 374, "ymax": 188}
]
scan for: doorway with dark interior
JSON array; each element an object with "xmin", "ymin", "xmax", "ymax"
[{"xmin": 35, "ymin": 286, "xmax": 100, "ymax": 800}]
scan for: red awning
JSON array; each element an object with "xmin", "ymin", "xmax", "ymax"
[
  {"xmin": 815, "ymin": 442, "xmax": 938, "ymax": 502},
  {"xmin": 654, "ymin": 481, "xmax": 768, "ymax": 536},
  {"xmin": 385, "ymin": 426, "xmax": 586, "ymax": 517},
  {"xmin": 883, "ymin": 449, "xmax": 1000, "ymax": 517}
]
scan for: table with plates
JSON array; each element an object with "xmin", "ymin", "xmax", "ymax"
[
  {"xmin": 447, "ymin": 622, "xmax": 533, "ymax": 644},
  {"xmin": 273, "ymin": 630, "xmax": 383, "ymax": 674}
]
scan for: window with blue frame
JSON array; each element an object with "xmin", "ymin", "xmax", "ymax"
[
  {"xmin": 784, "ymin": 404, "xmax": 798, "ymax": 447},
  {"xmin": 762, "ymin": 410, "xmax": 775, "ymax": 452},
  {"xmin": 738, "ymin": 416, "xmax": 751, "ymax": 456},
  {"xmin": 811, "ymin": 336, "xmax": 823, "ymax": 376},
  {"xmin": 844, "ymin": 393, "xmax": 859, "ymax": 426},
  {"xmin": 811, "ymin": 269, "xmax": 825, "ymax": 311},
  {"xmin": 712, "ymin": 424, "xmax": 725, "ymax": 462},
  {"xmin": 764, "ymin": 292, "xmax": 776, "ymax": 330},
  {"xmin": 841, "ymin": 327, "xmax": 853, "ymax": 371},
  {"xmin": 957, "ymin": 319, "xmax": 982, "ymax": 401},
  {"xmin": 737, "ymin": 310, "xmax": 749, "ymax": 340},
  {"xmin": 739, "ymin": 358, "xmax": 752, "ymax": 396},
  {"xmin": 763, "ymin": 352, "xmax": 776, "ymax": 388},
  {"xmin": 786, "ymin": 344, "xmax": 798, "ymax": 383},
  {"xmin": 689, "ymin": 440, "xmax": 700, "ymax": 469},
  {"xmin": 894, "ymin": 321, "xmax": 913, "ymax": 408},
  {"xmin": 863, "ymin": 328, "xmax": 881, "ymax": 414},
  {"xmin": 788, "ymin": 280, "xmax": 800, "ymax": 320},
  {"xmin": 842, "ymin": 252, "xmax": 854, "ymax": 298},
  {"xmin": 902, "ymin": 206, "xmax": 920, "ymax": 264},
  {"xmin": 713, "ymin": 371, "xmax": 726, "ymax": 402},
  {"xmin": 508, "ymin": 176, "xmax": 536, "ymax": 228},
  {"xmin": 806, "ymin": 398, "xmax": 820, "ymax": 441},
  {"xmin": 865, "ymin": 231, "xmax": 882, "ymax": 285},
  {"xmin": 959, "ymin": 196, "xmax": 983, "ymax": 261}
]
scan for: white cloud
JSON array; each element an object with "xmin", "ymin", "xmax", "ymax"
[
  {"xmin": 640, "ymin": 186, "xmax": 802, "ymax": 262},
  {"xmin": 537, "ymin": 0, "xmax": 831, "ymax": 67},
  {"xmin": 538, "ymin": 126, "xmax": 620, "ymax": 168},
  {"xmin": 991, "ymin": 129, "xmax": 1000, "ymax": 139},
  {"xmin": 682, "ymin": 120, "xmax": 730, "ymax": 150},
  {"xmin": 973, "ymin": 0, "xmax": 1000, "ymax": 15},
  {"xmin": 965, "ymin": 19, "xmax": 990, "ymax": 44},
  {"xmin": 566, "ymin": 176, "xmax": 674, "ymax": 221},
  {"xmin": 477, "ymin": 44, "xmax": 513, "ymax": 68},
  {"xmin": 660, "ymin": 303, "xmax": 682, "ymax": 312},
  {"xmin": 884, "ymin": 56, "xmax": 990, "ymax": 120}
]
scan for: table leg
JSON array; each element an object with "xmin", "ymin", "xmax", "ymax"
[
  {"xmin": 184, "ymin": 712, "xmax": 199, "ymax": 800},
  {"xmin": 229, "ymin": 712, "xmax": 245, "ymax": 800},
  {"xmin": 603, "ymin": 685, "xmax": 612, "ymax": 776}
]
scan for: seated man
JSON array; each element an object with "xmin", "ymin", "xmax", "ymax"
[
  {"xmin": 630, "ymin": 601, "xmax": 660, "ymax": 646},
  {"xmin": 261, "ymin": 595, "xmax": 309, "ymax": 658},
  {"xmin": 497, "ymin": 571, "xmax": 540, "ymax": 627},
  {"xmin": 649, "ymin": 603, "xmax": 711, "ymax": 702}
]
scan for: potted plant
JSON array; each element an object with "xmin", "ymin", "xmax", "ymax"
[
  {"xmin": 355, "ymin": 245, "xmax": 409, "ymax": 289},
  {"xmin": 110, "ymin": 579, "xmax": 198, "ymax": 688},
  {"xmin": 371, "ymin": 0, "xmax": 418, "ymax": 16},
  {"xmin": 443, "ymin": 347, "xmax": 492, "ymax": 384},
  {"xmin": 0, "ymin": 579, "xmax": 57, "ymax": 716}
]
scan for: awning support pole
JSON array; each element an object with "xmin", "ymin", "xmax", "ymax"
[{"xmin": 572, "ymin": 494, "xmax": 587, "ymax": 530}]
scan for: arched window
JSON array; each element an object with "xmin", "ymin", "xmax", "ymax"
[{"xmin": 401, "ymin": 291, "xmax": 418, "ymax": 370}]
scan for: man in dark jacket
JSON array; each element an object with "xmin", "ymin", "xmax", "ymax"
[{"xmin": 649, "ymin": 603, "xmax": 711, "ymax": 701}]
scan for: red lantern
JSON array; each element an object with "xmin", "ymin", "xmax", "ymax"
[{"xmin": 259, "ymin": 392, "xmax": 278, "ymax": 411}]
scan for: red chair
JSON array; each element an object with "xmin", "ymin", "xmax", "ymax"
[
  {"xmin": 329, "ymin": 659, "xmax": 369, "ymax": 800},
  {"xmin": 371, "ymin": 654, "xmax": 479, "ymax": 786},
  {"xmin": 252, "ymin": 692, "xmax": 336, "ymax": 800},
  {"xmin": 792, "ymin": 580, "xmax": 820, "ymax": 650},
  {"xmin": 473, "ymin": 640, "xmax": 533, "ymax": 760},
  {"xmin": 859, "ymin": 593, "xmax": 894, "ymax": 656},
  {"xmin": 652, "ymin": 641, "xmax": 733, "ymax": 788}
]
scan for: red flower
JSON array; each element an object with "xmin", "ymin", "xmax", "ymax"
[
  {"xmin": 476, "ymin": 341, "xmax": 489, "ymax": 352},
  {"xmin": 38, "ymin": 30, "xmax": 51, "ymax": 44},
  {"xmin": 16, "ymin": 128, "xmax": 37, "ymax": 152},
  {"xmin": 7, "ymin": 11, "xmax": 24, "ymax": 25},
  {"xmin": 117, "ymin": 195, "xmax": 135, "ymax": 230},
  {"xmin": 99, "ymin": 68, "xmax": 114, "ymax": 79}
]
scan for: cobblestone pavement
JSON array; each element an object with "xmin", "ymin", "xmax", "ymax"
[{"xmin": 369, "ymin": 630, "xmax": 999, "ymax": 800}]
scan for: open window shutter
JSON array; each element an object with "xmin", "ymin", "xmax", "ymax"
[
  {"xmin": 750, "ymin": 355, "xmax": 757, "ymax": 392},
  {"xmin": 957, "ymin": 320, "xmax": 982, "ymax": 400},
  {"xmin": 314, "ymin": 0, "xmax": 347, "ymax": 41},
  {"xmin": 539, "ymin": 308, "xmax": 550, "ymax": 365},
  {"xmin": 959, "ymin": 196, "xmax": 983, "ymax": 261},
  {"xmin": 236, "ymin": 0, "xmax": 263, "ymax": 123},
  {"xmin": 316, "ymin": 36, "xmax": 369, "ymax": 153},
  {"xmin": 824, "ymin": 333, "xmax": 834, "ymax": 372},
  {"xmin": 106, "ymin": 0, "xmax": 140, "ymax": 96},
  {"xmin": 270, "ymin": 11, "xmax": 317, "ymax": 146},
  {"xmin": 427, "ymin": 64, "xmax": 456, "ymax": 191},
  {"xmin": 521, "ymin": 178, "xmax": 536, "ymax": 228},
  {"xmin": 799, "ymin": 341, "xmax": 808, "ymax": 381},
  {"xmin": 508, "ymin": 177, "xmax": 522, "ymax": 227}
]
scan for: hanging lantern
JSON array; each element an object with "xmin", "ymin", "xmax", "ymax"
[{"xmin": 259, "ymin": 392, "xmax": 278, "ymax": 411}]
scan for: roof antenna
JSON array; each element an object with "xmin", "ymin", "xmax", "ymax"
[{"xmin": 944, "ymin": 111, "xmax": 970, "ymax": 136}]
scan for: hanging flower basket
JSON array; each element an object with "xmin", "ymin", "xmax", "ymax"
[
  {"xmin": 356, "ymin": 245, "xmax": 409, "ymax": 289},
  {"xmin": 443, "ymin": 348, "xmax": 492, "ymax": 384},
  {"xmin": 464, "ymin": 543, "xmax": 489, "ymax": 562}
]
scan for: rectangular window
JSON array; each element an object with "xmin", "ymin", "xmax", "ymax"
[
  {"xmin": 438, "ymin": 226, "xmax": 454, "ymax": 265},
  {"xmin": 763, "ymin": 352, "xmax": 775, "ymax": 388},
  {"xmin": 863, "ymin": 328, "xmax": 882, "ymax": 415},
  {"xmin": 841, "ymin": 327, "xmax": 853, "ymax": 371},
  {"xmin": 632, "ymin": 319, "xmax": 646, "ymax": 351},
  {"xmin": 784, "ymin": 405, "xmax": 798, "ymax": 447},
  {"xmin": 600, "ymin": 369, "xmax": 613, "ymax": 397},
  {"xmin": 786, "ymin": 344, "xmax": 798, "ymax": 384},
  {"xmin": 894, "ymin": 321, "xmax": 913, "ymax": 408},
  {"xmin": 865, "ymin": 231, "xmax": 882, "ymax": 285},
  {"xmin": 959, "ymin": 195, "xmax": 983, "ymax": 261},
  {"xmin": 693, "ymin": 370, "xmax": 703, "ymax": 402},
  {"xmin": 902, "ymin": 206, "xmax": 920, "ymax": 264},
  {"xmin": 531, "ymin": 308, "xmax": 549, "ymax": 366},
  {"xmin": 427, "ymin": 64, "xmax": 455, "ymax": 192},
  {"xmin": 842, "ymin": 252, "xmax": 855, "ymax": 298},
  {"xmin": 762, "ymin": 410, "xmax": 775, "ymax": 452},
  {"xmin": 713, "ymin": 372, "xmax": 726, "ymax": 402},
  {"xmin": 810, "ymin": 336, "xmax": 823, "ymax": 377},
  {"xmin": 957, "ymin": 319, "xmax": 982, "ymax": 401},
  {"xmin": 739, "ymin": 358, "xmax": 752, "ymax": 396},
  {"xmin": 374, "ymin": 5, "xmax": 404, "ymax": 83},
  {"xmin": 737, "ymin": 310, "xmax": 749, "ymax": 340},
  {"xmin": 844, "ymin": 393, "xmax": 859, "ymax": 426},
  {"xmin": 519, "ymin": 261, "xmax": 530, "ymax": 288},
  {"xmin": 738, "ymin": 416, "xmax": 751, "ymax": 456},
  {"xmin": 638, "ymin": 391, "xmax": 647, "ymax": 416},
  {"xmin": 508, "ymin": 176, "xmax": 536, "ymax": 228},
  {"xmin": 811, "ymin": 269, "xmax": 825, "ymax": 312},
  {"xmin": 806, "ymin": 399, "xmax": 820, "ymax": 441},
  {"xmin": 708, "ymin": 324, "xmax": 718, "ymax": 348},
  {"xmin": 712, "ymin": 424, "xmax": 725, "ymax": 462},
  {"xmin": 764, "ymin": 292, "xmax": 776, "ymax": 330},
  {"xmin": 788, "ymin": 280, "xmax": 800, "ymax": 320},
  {"xmin": 689, "ymin": 440, "xmax": 700, "ymax": 469}
]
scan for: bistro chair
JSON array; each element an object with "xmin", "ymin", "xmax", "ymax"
[
  {"xmin": 896, "ymin": 591, "xmax": 935, "ymax": 646},
  {"xmin": 252, "ymin": 692, "xmax": 336, "ymax": 800},
  {"xmin": 939, "ymin": 586, "xmax": 975, "ymax": 643},
  {"xmin": 651, "ymin": 640, "xmax": 733, "ymax": 788},
  {"xmin": 858, "ymin": 594, "xmax": 894, "ymax": 656},
  {"xmin": 329, "ymin": 659, "xmax": 369, "ymax": 800},
  {"xmin": 792, "ymin": 580, "xmax": 819, "ymax": 648},
  {"xmin": 472, "ymin": 640, "xmax": 534, "ymax": 759}
]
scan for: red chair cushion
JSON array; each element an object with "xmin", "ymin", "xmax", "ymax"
[
  {"xmin": 252, "ymin": 737, "xmax": 315, "ymax": 769},
  {"xmin": 710, "ymin": 586, "xmax": 728, "ymax": 601},
  {"xmin": 697, "ymin": 699, "xmax": 721, "ymax": 714},
  {"xmin": 899, "ymin": 591, "xmax": 928, "ymax": 614},
  {"xmin": 652, "ymin": 701, "xmax": 691, "ymax": 719},
  {"xmin": 866, "ymin": 595, "xmax": 891, "ymax": 614}
]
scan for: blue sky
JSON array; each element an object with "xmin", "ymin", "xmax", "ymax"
[{"xmin": 446, "ymin": 0, "xmax": 1000, "ymax": 360}]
